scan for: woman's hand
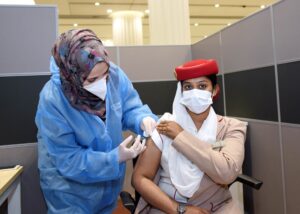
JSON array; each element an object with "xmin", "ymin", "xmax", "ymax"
[
  {"xmin": 185, "ymin": 205, "xmax": 210, "ymax": 214},
  {"xmin": 156, "ymin": 121, "xmax": 183, "ymax": 140}
]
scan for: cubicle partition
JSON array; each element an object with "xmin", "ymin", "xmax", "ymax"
[
  {"xmin": 0, "ymin": 5, "xmax": 57, "ymax": 214},
  {"xmin": 100, "ymin": 45, "xmax": 193, "ymax": 116},
  {"xmin": 191, "ymin": 0, "xmax": 300, "ymax": 213}
]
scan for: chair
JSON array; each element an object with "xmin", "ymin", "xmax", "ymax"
[{"xmin": 120, "ymin": 173, "xmax": 263, "ymax": 214}]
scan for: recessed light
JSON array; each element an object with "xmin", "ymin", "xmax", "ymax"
[
  {"xmin": 73, "ymin": 23, "xmax": 78, "ymax": 27},
  {"xmin": 194, "ymin": 23, "xmax": 199, "ymax": 27},
  {"xmin": 227, "ymin": 23, "xmax": 231, "ymax": 26},
  {"xmin": 95, "ymin": 2, "xmax": 100, "ymax": 7},
  {"xmin": 145, "ymin": 9, "xmax": 149, "ymax": 14},
  {"xmin": 214, "ymin": 4, "xmax": 220, "ymax": 8},
  {"xmin": 260, "ymin": 5, "xmax": 266, "ymax": 9},
  {"xmin": 204, "ymin": 35, "xmax": 207, "ymax": 38},
  {"xmin": 107, "ymin": 9, "xmax": 113, "ymax": 13}
]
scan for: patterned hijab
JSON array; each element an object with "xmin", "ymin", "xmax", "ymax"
[{"xmin": 52, "ymin": 29, "xmax": 109, "ymax": 118}]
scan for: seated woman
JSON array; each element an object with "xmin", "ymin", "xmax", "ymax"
[{"xmin": 132, "ymin": 59, "xmax": 247, "ymax": 214}]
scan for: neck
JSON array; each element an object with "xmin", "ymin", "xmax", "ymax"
[{"xmin": 187, "ymin": 107, "xmax": 211, "ymax": 130}]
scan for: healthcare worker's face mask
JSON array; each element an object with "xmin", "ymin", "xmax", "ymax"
[
  {"xmin": 180, "ymin": 89, "xmax": 213, "ymax": 114},
  {"xmin": 83, "ymin": 77, "xmax": 107, "ymax": 100}
]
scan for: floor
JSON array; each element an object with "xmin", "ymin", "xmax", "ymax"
[{"xmin": 112, "ymin": 200, "xmax": 131, "ymax": 214}]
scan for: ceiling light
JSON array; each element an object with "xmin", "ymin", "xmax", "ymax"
[
  {"xmin": 95, "ymin": 2, "xmax": 100, "ymax": 7},
  {"xmin": 73, "ymin": 23, "xmax": 78, "ymax": 27},
  {"xmin": 194, "ymin": 23, "xmax": 199, "ymax": 27},
  {"xmin": 204, "ymin": 35, "xmax": 207, "ymax": 38},
  {"xmin": 260, "ymin": 5, "xmax": 266, "ymax": 9},
  {"xmin": 227, "ymin": 23, "xmax": 231, "ymax": 26},
  {"xmin": 107, "ymin": 9, "xmax": 113, "ymax": 13},
  {"xmin": 145, "ymin": 9, "xmax": 149, "ymax": 14},
  {"xmin": 214, "ymin": 4, "xmax": 220, "ymax": 8}
]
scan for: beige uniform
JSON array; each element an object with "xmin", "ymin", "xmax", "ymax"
[{"xmin": 135, "ymin": 116, "xmax": 247, "ymax": 214}]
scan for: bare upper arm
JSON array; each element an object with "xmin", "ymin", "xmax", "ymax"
[{"xmin": 132, "ymin": 137, "xmax": 162, "ymax": 182}]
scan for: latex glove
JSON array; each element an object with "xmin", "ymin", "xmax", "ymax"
[
  {"xmin": 141, "ymin": 116, "xmax": 157, "ymax": 137},
  {"xmin": 118, "ymin": 135, "xmax": 146, "ymax": 163}
]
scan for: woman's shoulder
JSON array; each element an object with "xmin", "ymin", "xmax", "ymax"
[
  {"xmin": 39, "ymin": 80, "xmax": 66, "ymax": 109},
  {"xmin": 217, "ymin": 115, "xmax": 248, "ymax": 129},
  {"xmin": 216, "ymin": 115, "xmax": 247, "ymax": 141}
]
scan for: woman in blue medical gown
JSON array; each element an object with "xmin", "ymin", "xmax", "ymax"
[{"xmin": 35, "ymin": 29, "xmax": 157, "ymax": 214}]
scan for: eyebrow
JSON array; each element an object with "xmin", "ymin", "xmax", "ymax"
[
  {"xmin": 183, "ymin": 80, "xmax": 208, "ymax": 84},
  {"xmin": 88, "ymin": 70, "xmax": 109, "ymax": 79}
]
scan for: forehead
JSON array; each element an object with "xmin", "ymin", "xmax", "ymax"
[
  {"xmin": 182, "ymin": 76, "xmax": 210, "ymax": 83},
  {"xmin": 88, "ymin": 62, "xmax": 108, "ymax": 77}
]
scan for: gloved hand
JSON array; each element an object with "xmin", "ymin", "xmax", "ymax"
[
  {"xmin": 118, "ymin": 135, "xmax": 146, "ymax": 163},
  {"xmin": 141, "ymin": 116, "xmax": 157, "ymax": 137}
]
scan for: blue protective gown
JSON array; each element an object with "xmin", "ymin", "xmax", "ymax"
[{"xmin": 35, "ymin": 58, "xmax": 157, "ymax": 214}]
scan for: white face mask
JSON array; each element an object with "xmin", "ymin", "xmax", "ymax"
[
  {"xmin": 83, "ymin": 77, "xmax": 107, "ymax": 100},
  {"xmin": 180, "ymin": 89, "xmax": 213, "ymax": 114}
]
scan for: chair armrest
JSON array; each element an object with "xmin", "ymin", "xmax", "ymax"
[
  {"xmin": 120, "ymin": 191, "xmax": 136, "ymax": 213},
  {"xmin": 234, "ymin": 174, "xmax": 263, "ymax": 190}
]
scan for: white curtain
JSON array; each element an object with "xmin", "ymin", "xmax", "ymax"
[
  {"xmin": 148, "ymin": 0, "xmax": 191, "ymax": 45},
  {"xmin": 112, "ymin": 11, "xmax": 143, "ymax": 46}
]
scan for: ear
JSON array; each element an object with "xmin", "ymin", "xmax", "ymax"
[{"xmin": 212, "ymin": 84, "xmax": 220, "ymax": 101}]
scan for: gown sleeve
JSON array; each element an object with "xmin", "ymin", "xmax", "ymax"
[{"xmin": 36, "ymin": 91, "xmax": 123, "ymax": 184}]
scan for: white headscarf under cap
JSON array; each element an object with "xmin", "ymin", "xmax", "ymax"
[{"xmin": 154, "ymin": 82, "xmax": 218, "ymax": 198}]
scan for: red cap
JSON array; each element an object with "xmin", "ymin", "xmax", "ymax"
[{"xmin": 175, "ymin": 59, "xmax": 219, "ymax": 80}]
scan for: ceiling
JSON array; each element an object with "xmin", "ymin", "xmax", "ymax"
[{"xmin": 34, "ymin": 0, "xmax": 278, "ymax": 45}]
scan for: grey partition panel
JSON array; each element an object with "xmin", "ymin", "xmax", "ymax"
[
  {"xmin": 105, "ymin": 46, "xmax": 118, "ymax": 65},
  {"xmin": 282, "ymin": 124, "xmax": 300, "ymax": 214},
  {"xmin": 0, "ymin": 75, "xmax": 50, "ymax": 145},
  {"xmin": 273, "ymin": 0, "xmax": 300, "ymax": 63},
  {"xmin": 119, "ymin": 45, "xmax": 192, "ymax": 82},
  {"xmin": 133, "ymin": 81, "xmax": 177, "ymax": 115},
  {"xmin": 221, "ymin": 8, "xmax": 274, "ymax": 73},
  {"xmin": 0, "ymin": 6, "xmax": 57, "ymax": 75},
  {"xmin": 0, "ymin": 143, "xmax": 47, "ymax": 214},
  {"xmin": 224, "ymin": 67, "xmax": 278, "ymax": 121},
  {"xmin": 191, "ymin": 33, "xmax": 222, "ymax": 73},
  {"xmin": 243, "ymin": 121, "xmax": 284, "ymax": 214},
  {"xmin": 278, "ymin": 61, "xmax": 300, "ymax": 124}
]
